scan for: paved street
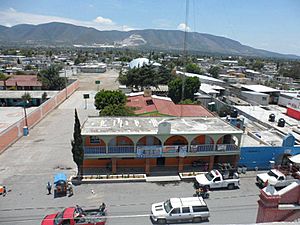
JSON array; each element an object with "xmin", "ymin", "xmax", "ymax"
[
  {"xmin": 0, "ymin": 176, "xmax": 259, "ymax": 225},
  {"xmin": 0, "ymin": 71, "xmax": 260, "ymax": 225}
]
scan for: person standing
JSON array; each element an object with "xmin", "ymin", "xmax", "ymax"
[{"xmin": 47, "ymin": 182, "xmax": 52, "ymax": 195}]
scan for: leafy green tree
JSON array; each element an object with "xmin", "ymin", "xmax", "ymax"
[
  {"xmin": 0, "ymin": 73, "xmax": 8, "ymax": 81},
  {"xmin": 71, "ymin": 109, "xmax": 84, "ymax": 178},
  {"xmin": 168, "ymin": 77, "xmax": 183, "ymax": 104},
  {"xmin": 100, "ymin": 104, "xmax": 134, "ymax": 116},
  {"xmin": 119, "ymin": 64, "xmax": 172, "ymax": 90},
  {"xmin": 186, "ymin": 63, "xmax": 203, "ymax": 74},
  {"xmin": 184, "ymin": 76, "xmax": 201, "ymax": 100},
  {"xmin": 21, "ymin": 92, "xmax": 31, "ymax": 106},
  {"xmin": 94, "ymin": 90, "xmax": 127, "ymax": 110},
  {"xmin": 168, "ymin": 76, "xmax": 201, "ymax": 103},
  {"xmin": 178, "ymin": 99, "xmax": 195, "ymax": 104},
  {"xmin": 252, "ymin": 60, "xmax": 264, "ymax": 71},
  {"xmin": 208, "ymin": 66, "xmax": 220, "ymax": 78},
  {"xmin": 38, "ymin": 66, "xmax": 65, "ymax": 90}
]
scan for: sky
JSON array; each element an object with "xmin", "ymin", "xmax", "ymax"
[{"xmin": 0, "ymin": 0, "xmax": 299, "ymax": 55}]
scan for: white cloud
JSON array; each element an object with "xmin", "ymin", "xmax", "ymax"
[
  {"xmin": 0, "ymin": 8, "xmax": 130, "ymax": 31},
  {"xmin": 177, "ymin": 23, "xmax": 190, "ymax": 32},
  {"xmin": 93, "ymin": 16, "xmax": 113, "ymax": 25}
]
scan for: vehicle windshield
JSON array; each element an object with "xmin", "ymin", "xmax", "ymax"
[
  {"xmin": 267, "ymin": 171, "xmax": 278, "ymax": 179},
  {"xmin": 54, "ymin": 211, "xmax": 64, "ymax": 225},
  {"xmin": 164, "ymin": 200, "xmax": 173, "ymax": 213},
  {"xmin": 205, "ymin": 172, "xmax": 214, "ymax": 181}
]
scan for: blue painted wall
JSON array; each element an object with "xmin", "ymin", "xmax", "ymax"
[{"xmin": 239, "ymin": 146, "xmax": 300, "ymax": 169}]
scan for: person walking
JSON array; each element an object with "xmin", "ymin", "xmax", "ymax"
[
  {"xmin": 47, "ymin": 182, "xmax": 52, "ymax": 195},
  {"xmin": 2, "ymin": 186, "xmax": 6, "ymax": 197}
]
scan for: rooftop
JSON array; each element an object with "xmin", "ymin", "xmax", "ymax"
[
  {"xmin": 0, "ymin": 90, "xmax": 58, "ymax": 99},
  {"xmin": 81, "ymin": 116, "xmax": 242, "ymax": 136},
  {"xmin": 241, "ymin": 85, "xmax": 280, "ymax": 93},
  {"xmin": 126, "ymin": 93, "xmax": 213, "ymax": 117},
  {"xmin": 5, "ymin": 75, "xmax": 42, "ymax": 87},
  {"xmin": 176, "ymin": 71, "xmax": 225, "ymax": 83}
]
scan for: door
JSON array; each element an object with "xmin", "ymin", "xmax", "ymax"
[
  {"xmin": 168, "ymin": 208, "xmax": 181, "ymax": 222},
  {"xmin": 157, "ymin": 157, "xmax": 165, "ymax": 166},
  {"xmin": 212, "ymin": 177, "xmax": 222, "ymax": 188},
  {"xmin": 180, "ymin": 207, "xmax": 192, "ymax": 222}
]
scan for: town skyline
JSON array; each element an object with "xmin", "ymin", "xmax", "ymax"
[{"xmin": 0, "ymin": 0, "xmax": 299, "ymax": 55}]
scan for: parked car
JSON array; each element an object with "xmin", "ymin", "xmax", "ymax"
[
  {"xmin": 41, "ymin": 205, "xmax": 106, "ymax": 225},
  {"xmin": 195, "ymin": 169, "xmax": 240, "ymax": 190},
  {"xmin": 151, "ymin": 197, "xmax": 209, "ymax": 224},
  {"xmin": 256, "ymin": 169, "xmax": 299, "ymax": 188}
]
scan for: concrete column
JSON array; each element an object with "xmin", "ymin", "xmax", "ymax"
[
  {"xmin": 145, "ymin": 158, "xmax": 150, "ymax": 175},
  {"xmin": 112, "ymin": 158, "xmax": 117, "ymax": 174},
  {"xmin": 209, "ymin": 155, "xmax": 215, "ymax": 170},
  {"xmin": 178, "ymin": 157, "xmax": 184, "ymax": 172},
  {"xmin": 233, "ymin": 154, "xmax": 240, "ymax": 168}
]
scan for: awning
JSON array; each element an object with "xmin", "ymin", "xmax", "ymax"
[{"xmin": 289, "ymin": 154, "xmax": 300, "ymax": 164}]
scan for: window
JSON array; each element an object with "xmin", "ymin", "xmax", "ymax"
[
  {"xmin": 192, "ymin": 206, "xmax": 209, "ymax": 212},
  {"xmin": 262, "ymin": 97, "xmax": 267, "ymax": 101},
  {"xmin": 182, "ymin": 207, "xmax": 190, "ymax": 213},
  {"xmin": 278, "ymin": 176, "xmax": 284, "ymax": 181},
  {"xmin": 90, "ymin": 136, "xmax": 100, "ymax": 144},
  {"xmin": 146, "ymin": 99, "xmax": 154, "ymax": 105},
  {"xmin": 62, "ymin": 220, "xmax": 71, "ymax": 225},
  {"xmin": 171, "ymin": 208, "xmax": 180, "ymax": 214},
  {"xmin": 213, "ymin": 177, "xmax": 221, "ymax": 182}
]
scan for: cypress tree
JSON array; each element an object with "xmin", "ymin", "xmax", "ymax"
[{"xmin": 71, "ymin": 109, "xmax": 84, "ymax": 178}]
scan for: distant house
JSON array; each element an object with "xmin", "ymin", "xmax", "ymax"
[
  {"xmin": 126, "ymin": 90, "xmax": 213, "ymax": 117},
  {"xmin": 4, "ymin": 75, "xmax": 42, "ymax": 90},
  {"xmin": 241, "ymin": 85, "xmax": 280, "ymax": 104}
]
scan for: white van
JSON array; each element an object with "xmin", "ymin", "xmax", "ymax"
[{"xmin": 151, "ymin": 197, "xmax": 209, "ymax": 224}]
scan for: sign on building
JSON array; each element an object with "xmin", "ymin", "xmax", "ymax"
[{"xmin": 136, "ymin": 146, "xmax": 162, "ymax": 158}]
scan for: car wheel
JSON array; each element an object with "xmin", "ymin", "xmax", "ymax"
[
  {"xmin": 193, "ymin": 217, "xmax": 202, "ymax": 223},
  {"xmin": 157, "ymin": 218, "xmax": 166, "ymax": 224},
  {"xmin": 228, "ymin": 183, "xmax": 235, "ymax": 190}
]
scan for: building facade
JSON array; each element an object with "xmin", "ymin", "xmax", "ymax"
[{"xmin": 81, "ymin": 117, "xmax": 243, "ymax": 175}]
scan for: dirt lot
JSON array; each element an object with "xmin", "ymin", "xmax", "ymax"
[{"xmin": 75, "ymin": 68, "xmax": 120, "ymax": 91}]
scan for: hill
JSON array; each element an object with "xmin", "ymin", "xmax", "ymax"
[{"xmin": 0, "ymin": 22, "xmax": 298, "ymax": 59}]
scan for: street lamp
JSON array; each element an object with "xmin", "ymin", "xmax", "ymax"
[{"xmin": 23, "ymin": 99, "xmax": 29, "ymax": 136}]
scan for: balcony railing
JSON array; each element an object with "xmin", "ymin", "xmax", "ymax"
[
  {"xmin": 108, "ymin": 146, "xmax": 135, "ymax": 154},
  {"xmin": 84, "ymin": 146, "xmax": 106, "ymax": 154},
  {"xmin": 190, "ymin": 144, "xmax": 215, "ymax": 152},
  {"xmin": 84, "ymin": 144, "xmax": 239, "ymax": 156},
  {"xmin": 216, "ymin": 144, "xmax": 239, "ymax": 152}
]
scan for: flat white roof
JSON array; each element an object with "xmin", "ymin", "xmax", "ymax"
[
  {"xmin": 241, "ymin": 85, "xmax": 280, "ymax": 93},
  {"xmin": 81, "ymin": 117, "xmax": 242, "ymax": 136},
  {"xmin": 176, "ymin": 71, "xmax": 225, "ymax": 83},
  {"xmin": 0, "ymin": 91, "xmax": 58, "ymax": 99},
  {"xmin": 242, "ymin": 91, "xmax": 269, "ymax": 96}
]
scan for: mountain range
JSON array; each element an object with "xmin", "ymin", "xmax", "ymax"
[{"xmin": 0, "ymin": 22, "xmax": 298, "ymax": 59}]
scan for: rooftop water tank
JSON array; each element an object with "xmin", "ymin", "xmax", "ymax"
[
  {"xmin": 230, "ymin": 109, "xmax": 238, "ymax": 118},
  {"xmin": 278, "ymin": 118, "xmax": 285, "ymax": 127},
  {"xmin": 269, "ymin": 114, "xmax": 275, "ymax": 122}
]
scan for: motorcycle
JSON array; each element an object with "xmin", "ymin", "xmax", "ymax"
[{"xmin": 193, "ymin": 187, "xmax": 209, "ymax": 199}]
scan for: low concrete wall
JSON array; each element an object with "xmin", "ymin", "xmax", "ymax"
[{"xmin": 0, "ymin": 80, "xmax": 79, "ymax": 154}]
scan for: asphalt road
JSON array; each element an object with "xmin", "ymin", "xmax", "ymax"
[
  {"xmin": 0, "ymin": 175, "xmax": 259, "ymax": 225},
  {"xmin": 0, "ymin": 71, "xmax": 260, "ymax": 225}
]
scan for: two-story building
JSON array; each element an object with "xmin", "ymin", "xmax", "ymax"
[{"xmin": 81, "ymin": 117, "xmax": 243, "ymax": 175}]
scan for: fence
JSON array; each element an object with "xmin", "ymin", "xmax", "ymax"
[{"xmin": 0, "ymin": 80, "xmax": 79, "ymax": 153}]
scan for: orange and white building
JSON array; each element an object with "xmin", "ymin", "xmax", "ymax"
[{"xmin": 81, "ymin": 116, "xmax": 243, "ymax": 174}]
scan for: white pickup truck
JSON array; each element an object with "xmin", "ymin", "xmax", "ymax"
[
  {"xmin": 256, "ymin": 169, "xmax": 299, "ymax": 188},
  {"xmin": 195, "ymin": 169, "xmax": 240, "ymax": 190}
]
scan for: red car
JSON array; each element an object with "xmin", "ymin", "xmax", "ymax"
[{"xmin": 41, "ymin": 205, "xmax": 106, "ymax": 225}]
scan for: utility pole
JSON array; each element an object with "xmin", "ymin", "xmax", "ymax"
[
  {"xmin": 65, "ymin": 68, "xmax": 68, "ymax": 99},
  {"xmin": 181, "ymin": 0, "xmax": 189, "ymax": 102}
]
